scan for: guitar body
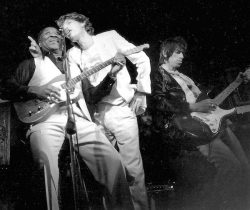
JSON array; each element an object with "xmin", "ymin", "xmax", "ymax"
[
  {"xmin": 14, "ymin": 99, "xmax": 60, "ymax": 124},
  {"xmin": 14, "ymin": 75, "xmax": 80, "ymax": 124},
  {"xmin": 174, "ymin": 93, "xmax": 236, "ymax": 146},
  {"xmin": 174, "ymin": 107, "xmax": 235, "ymax": 145},
  {"xmin": 191, "ymin": 107, "xmax": 235, "ymax": 135},
  {"xmin": 174, "ymin": 115, "xmax": 213, "ymax": 145}
]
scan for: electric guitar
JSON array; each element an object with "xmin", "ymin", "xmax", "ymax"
[
  {"xmin": 174, "ymin": 68, "xmax": 250, "ymax": 144},
  {"xmin": 14, "ymin": 44, "xmax": 149, "ymax": 124},
  {"xmin": 174, "ymin": 104, "xmax": 250, "ymax": 144}
]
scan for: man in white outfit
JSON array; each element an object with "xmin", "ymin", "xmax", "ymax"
[{"xmin": 57, "ymin": 12, "xmax": 151, "ymax": 210}]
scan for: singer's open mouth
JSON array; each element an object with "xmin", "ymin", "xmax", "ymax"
[{"xmin": 49, "ymin": 39, "xmax": 59, "ymax": 44}]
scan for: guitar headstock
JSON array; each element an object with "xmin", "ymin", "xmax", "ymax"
[
  {"xmin": 123, "ymin": 44, "xmax": 150, "ymax": 56},
  {"xmin": 136, "ymin": 43, "xmax": 150, "ymax": 51}
]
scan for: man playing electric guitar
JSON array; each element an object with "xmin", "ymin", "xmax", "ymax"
[
  {"xmin": 152, "ymin": 36, "xmax": 250, "ymax": 210},
  {"xmin": 4, "ymin": 26, "xmax": 134, "ymax": 210},
  {"xmin": 174, "ymin": 68, "xmax": 250, "ymax": 144}
]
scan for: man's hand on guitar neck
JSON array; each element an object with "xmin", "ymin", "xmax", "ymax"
[
  {"xmin": 28, "ymin": 84, "xmax": 61, "ymax": 102},
  {"xmin": 189, "ymin": 99, "xmax": 217, "ymax": 113},
  {"xmin": 108, "ymin": 53, "xmax": 126, "ymax": 79}
]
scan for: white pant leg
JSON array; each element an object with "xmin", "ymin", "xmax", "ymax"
[
  {"xmin": 27, "ymin": 113, "xmax": 68, "ymax": 210},
  {"xmin": 74, "ymin": 115, "xmax": 133, "ymax": 209},
  {"xmin": 97, "ymin": 103, "xmax": 149, "ymax": 210},
  {"xmin": 28, "ymin": 111, "xmax": 133, "ymax": 210}
]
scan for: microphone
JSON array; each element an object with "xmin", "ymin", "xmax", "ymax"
[{"xmin": 58, "ymin": 28, "xmax": 67, "ymax": 38}]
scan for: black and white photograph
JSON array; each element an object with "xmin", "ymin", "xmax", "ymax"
[{"xmin": 0, "ymin": 0, "xmax": 250, "ymax": 209}]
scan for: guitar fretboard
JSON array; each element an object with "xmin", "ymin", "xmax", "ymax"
[
  {"xmin": 59, "ymin": 43, "xmax": 149, "ymax": 90},
  {"xmin": 61, "ymin": 58, "xmax": 114, "ymax": 90},
  {"xmin": 214, "ymin": 78, "xmax": 242, "ymax": 105}
]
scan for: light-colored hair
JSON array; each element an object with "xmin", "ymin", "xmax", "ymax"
[{"xmin": 56, "ymin": 12, "xmax": 94, "ymax": 35}]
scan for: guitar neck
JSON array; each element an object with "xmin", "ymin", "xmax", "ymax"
[
  {"xmin": 236, "ymin": 104, "xmax": 250, "ymax": 114},
  {"xmin": 61, "ymin": 57, "xmax": 114, "ymax": 89},
  {"xmin": 213, "ymin": 78, "xmax": 242, "ymax": 105},
  {"xmin": 60, "ymin": 43, "xmax": 149, "ymax": 90}
]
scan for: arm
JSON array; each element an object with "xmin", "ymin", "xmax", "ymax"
[
  {"xmin": 110, "ymin": 30, "xmax": 151, "ymax": 114},
  {"xmin": 82, "ymin": 62, "xmax": 126, "ymax": 104},
  {"xmin": 4, "ymin": 37, "xmax": 44, "ymax": 101},
  {"xmin": 111, "ymin": 30, "xmax": 151, "ymax": 94},
  {"xmin": 153, "ymin": 71, "xmax": 215, "ymax": 114},
  {"xmin": 1, "ymin": 36, "xmax": 49, "ymax": 102},
  {"xmin": 151, "ymin": 71, "xmax": 191, "ymax": 131},
  {"xmin": 2, "ymin": 59, "xmax": 61, "ymax": 102},
  {"xmin": 152, "ymin": 72, "xmax": 191, "ymax": 115},
  {"xmin": 28, "ymin": 36, "xmax": 43, "ymax": 58},
  {"xmin": 88, "ymin": 56, "xmax": 126, "ymax": 104},
  {"xmin": 81, "ymin": 75, "xmax": 115, "ymax": 104},
  {"xmin": 2, "ymin": 59, "xmax": 36, "ymax": 101},
  {"xmin": 68, "ymin": 48, "xmax": 125, "ymax": 104}
]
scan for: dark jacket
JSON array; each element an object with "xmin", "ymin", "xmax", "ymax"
[{"xmin": 152, "ymin": 66, "xmax": 192, "ymax": 141}]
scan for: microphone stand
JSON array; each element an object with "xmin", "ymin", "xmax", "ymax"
[{"xmin": 61, "ymin": 35, "xmax": 91, "ymax": 210}]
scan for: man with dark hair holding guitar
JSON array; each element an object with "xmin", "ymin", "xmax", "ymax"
[
  {"xmin": 152, "ymin": 36, "xmax": 250, "ymax": 210},
  {"xmin": 4, "ymin": 26, "xmax": 135, "ymax": 210}
]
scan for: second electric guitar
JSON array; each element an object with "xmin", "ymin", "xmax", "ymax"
[{"xmin": 174, "ymin": 69, "xmax": 250, "ymax": 144}]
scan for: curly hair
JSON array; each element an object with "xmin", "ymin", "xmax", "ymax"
[
  {"xmin": 56, "ymin": 12, "xmax": 94, "ymax": 35},
  {"xmin": 159, "ymin": 36, "xmax": 187, "ymax": 65}
]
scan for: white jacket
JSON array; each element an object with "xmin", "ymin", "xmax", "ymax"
[{"xmin": 68, "ymin": 30, "xmax": 151, "ymax": 114}]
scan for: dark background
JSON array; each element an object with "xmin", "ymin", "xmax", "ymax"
[
  {"xmin": 1, "ymin": 0, "xmax": 250, "ymax": 83},
  {"xmin": 1, "ymin": 0, "xmax": 250, "ymax": 209}
]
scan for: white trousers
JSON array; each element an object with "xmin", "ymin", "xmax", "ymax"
[
  {"xmin": 27, "ymin": 108, "xmax": 133, "ymax": 210},
  {"xmin": 96, "ymin": 102, "xmax": 149, "ymax": 210}
]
